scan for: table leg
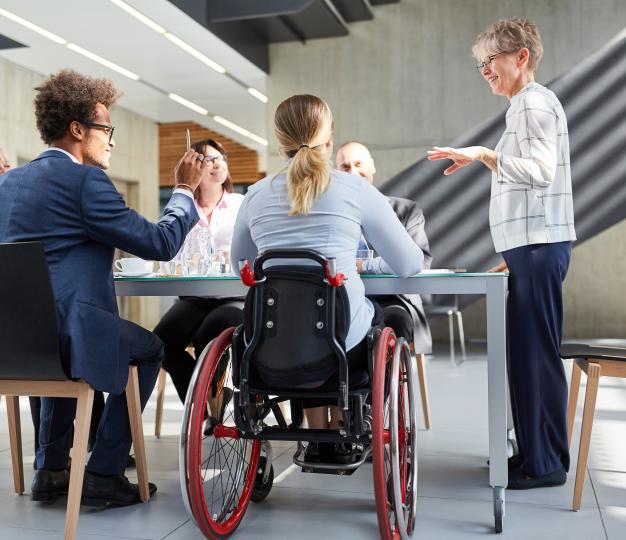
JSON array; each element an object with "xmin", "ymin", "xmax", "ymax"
[{"xmin": 486, "ymin": 277, "xmax": 508, "ymax": 533}]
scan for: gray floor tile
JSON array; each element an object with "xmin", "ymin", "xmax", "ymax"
[
  {"xmin": 589, "ymin": 469, "xmax": 626, "ymax": 510},
  {"xmin": 0, "ymin": 477, "xmax": 188, "ymax": 539},
  {"xmin": 164, "ymin": 486, "xmax": 380, "ymax": 540},
  {"xmin": 0, "ymin": 525, "xmax": 148, "ymax": 540},
  {"xmin": 599, "ymin": 505, "xmax": 626, "ymax": 539},
  {"xmin": 412, "ymin": 496, "xmax": 606, "ymax": 539}
]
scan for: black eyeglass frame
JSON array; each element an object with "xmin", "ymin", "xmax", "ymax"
[
  {"xmin": 475, "ymin": 50, "xmax": 516, "ymax": 71},
  {"xmin": 79, "ymin": 120, "xmax": 115, "ymax": 143},
  {"xmin": 200, "ymin": 154, "xmax": 228, "ymax": 165}
]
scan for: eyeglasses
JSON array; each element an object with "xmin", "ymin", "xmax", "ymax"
[
  {"xmin": 475, "ymin": 51, "xmax": 513, "ymax": 71},
  {"xmin": 80, "ymin": 120, "xmax": 115, "ymax": 143},
  {"xmin": 200, "ymin": 154, "xmax": 227, "ymax": 165}
]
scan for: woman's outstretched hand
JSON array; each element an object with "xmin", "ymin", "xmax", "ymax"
[
  {"xmin": 428, "ymin": 145, "xmax": 499, "ymax": 174},
  {"xmin": 427, "ymin": 146, "xmax": 486, "ymax": 175}
]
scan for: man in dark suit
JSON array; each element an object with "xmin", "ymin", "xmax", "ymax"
[
  {"xmin": 0, "ymin": 70, "xmax": 205, "ymax": 506},
  {"xmin": 336, "ymin": 142, "xmax": 433, "ymax": 353}
]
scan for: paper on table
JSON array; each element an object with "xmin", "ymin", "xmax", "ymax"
[{"xmin": 419, "ymin": 268, "xmax": 455, "ymax": 274}]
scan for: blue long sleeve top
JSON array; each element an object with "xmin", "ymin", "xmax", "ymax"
[{"xmin": 230, "ymin": 169, "xmax": 424, "ymax": 350}]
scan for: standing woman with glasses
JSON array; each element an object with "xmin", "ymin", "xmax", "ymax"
[
  {"xmin": 428, "ymin": 18, "xmax": 576, "ymax": 489},
  {"xmin": 154, "ymin": 139, "xmax": 244, "ymax": 415}
]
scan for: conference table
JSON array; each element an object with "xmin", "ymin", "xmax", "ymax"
[{"xmin": 115, "ymin": 271, "xmax": 509, "ymax": 533}]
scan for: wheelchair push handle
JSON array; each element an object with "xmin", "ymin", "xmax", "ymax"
[
  {"xmin": 325, "ymin": 257, "xmax": 345, "ymax": 287},
  {"xmin": 238, "ymin": 259, "xmax": 265, "ymax": 286},
  {"xmin": 239, "ymin": 249, "xmax": 346, "ymax": 288}
]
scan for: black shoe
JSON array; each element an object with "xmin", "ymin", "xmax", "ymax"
[
  {"xmin": 332, "ymin": 442, "xmax": 358, "ymax": 465},
  {"xmin": 203, "ymin": 387, "xmax": 234, "ymax": 436},
  {"xmin": 126, "ymin": 455, "xmax": 136, "ymax": 469},
  {"xmin": 31, "ymin": 469, "xmax": 70, "ymax": 501},
  {"xmin": 507, "ymin": 466, "xmax": 567, "ymax": 490},
  {"xmin": 303, "ymin": 442, "xmax": 334, "ymax": 463},
  {"xmin": 81, "ymin": 471, "xmax": 157, "ymax": 507},
  {"xmin": 486, "ymin": 454, "xmax": 524, "ymax": 471}
]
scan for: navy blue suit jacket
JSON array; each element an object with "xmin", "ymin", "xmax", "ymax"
[{"xmin": 0, "ymin": 149, "xmax": 199, "ymax": 394}]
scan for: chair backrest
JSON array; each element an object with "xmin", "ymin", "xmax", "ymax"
[
  {"xmin": 241, "ymin": 249, "xmax": 350, "ymax": 389},
  {"xmin": 0, "ymin": 242, "xmax": 68, "ymax": 380}
]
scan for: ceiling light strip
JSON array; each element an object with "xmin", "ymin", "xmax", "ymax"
[
  {"xmin": 0, "ymin": 7, "xmax": 66, "ymax": 44},
  {"xmin": 163, "ymin": 33, "xmax": 226, "ymax": 74},
  {"xmin": 109, "ymin": 0, "xmax": 166, "ymax": 34},
  {"xmin": 213, "ymin": 116, "xmax": 268, "ymax": 146},
  {"xmin": 109, "ymin": 0, "xmax": 266, "ymax": 103},
  {"xmin": 247, "ymin": 87, "xmax": 268, "ymax": 103},
  {"xmin": 66, "ymin": 43, "xmax": 140, "ymax": 80},
  {"xmin": 168, "ymin": 93, "xmax": 209, "ymax": 115},
  {"xmin": 0, "ymin": 6, "xmax": 265, "ymax": 148}
]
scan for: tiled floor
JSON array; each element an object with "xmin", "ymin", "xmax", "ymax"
[{"xmin": 1, "ymin": 345, "xmax": 624, "ymax": 539}]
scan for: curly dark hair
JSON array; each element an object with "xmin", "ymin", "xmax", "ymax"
[{"xmin": 34, "ymin": 69, "xmax": 120, "ymax": 144}]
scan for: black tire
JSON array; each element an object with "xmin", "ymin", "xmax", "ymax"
[{"xmin": 251, "ymin": 456, "xmax": 274, "ymax": 503}]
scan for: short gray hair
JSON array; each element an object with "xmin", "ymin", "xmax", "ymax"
[{"xmin": 472, "ymin": 18, "xmax": 544, "ymax": 72}]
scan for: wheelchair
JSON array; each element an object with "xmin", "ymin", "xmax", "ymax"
[{"xmin": 179, "ymin": 249, "xmax": 418, "ymax": 539}]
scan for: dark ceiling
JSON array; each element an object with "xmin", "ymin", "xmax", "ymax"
[
  {"xmin": 169, "ymin": 0, "xmax": 400, "ymax": 73},
  {"xmin": 0, "ymin": 33, "xmax": 26, "ymax": 50}
]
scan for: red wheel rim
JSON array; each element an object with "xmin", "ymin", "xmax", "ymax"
[
  {"xmin": 372, "ymin": 328, "xmax": 400, "ymax": 540},
  {"xmin": 186, "ymin": 327, "xmax": 261, "ymax": 539}
]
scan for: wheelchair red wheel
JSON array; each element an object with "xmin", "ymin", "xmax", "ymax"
[
  {"xmin": 372, "ymin": 330, "xmax": 418, "ymax": 540},
  {"xmin": 184, "ymin": 327, "xmax": 261, "ymax": 539}
]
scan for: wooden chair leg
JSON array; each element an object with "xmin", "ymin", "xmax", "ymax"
[
  {"xmin": 154, "ymin": 368, "xmax": 166, "ymax": 438},
  {"xmin": 126, "ymin": 366, "xmax": 149, "ymax": 502},
  {"xmin": 6, "ymin": 395, "xmax": 24, "ymax": 494},
  {"xmin": 567, "ymin": 360, "xmax": 582, "ymax": 447},
  {"xmin": 64, "ymin": 384, "xmax": 94, "ymax": 540},
  {"xmin": 415, "ymin": 353, "xmax": 432, "ymax": 430},
  {"xmin": 573, "ymin": 362, "xmax": 601, "ymax": 512}
]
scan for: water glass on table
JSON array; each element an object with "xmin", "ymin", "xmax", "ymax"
[{"xmin": 356, "ymin": 249, "xmax": 373, "ymax": 273}]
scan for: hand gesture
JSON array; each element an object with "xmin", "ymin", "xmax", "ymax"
[
  {"xmin": 174, "ymin": 150, "xmax": 207, "ymax": 192},
  {"xmin": 427, "ymin": 146, "xmax": 485, "ymax": 175}
]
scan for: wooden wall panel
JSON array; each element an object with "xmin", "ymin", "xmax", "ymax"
[{"xmin": 159, "ymin": 122, "xmax": 262, "ymax": 186}]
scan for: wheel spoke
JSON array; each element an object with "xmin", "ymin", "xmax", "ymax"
[{"xmin": 183, "ymin": 331, "xmax": 261, "ymax": 537}]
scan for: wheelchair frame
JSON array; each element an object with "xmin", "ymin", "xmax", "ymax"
[{"xmin": 179, "ymin": 250, "xmax": 418, "ymax": 540}]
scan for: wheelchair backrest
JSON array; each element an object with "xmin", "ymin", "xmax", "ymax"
[{"xmin": 241, "ymin": 251, "xmax": 350, "ymax": 389}]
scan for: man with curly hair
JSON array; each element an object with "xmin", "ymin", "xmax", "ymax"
[{"xmin": 0, "ymin": 69, "xmax": 207, "ymax": 506}]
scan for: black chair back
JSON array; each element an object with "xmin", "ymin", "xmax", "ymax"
[
  {"xmin": 241, "ymin": 250, "xmax": 350, "ymax": 389},
  {"xmin": 0, "ymin": 242, "xmax": 67, "ymax": 380}
]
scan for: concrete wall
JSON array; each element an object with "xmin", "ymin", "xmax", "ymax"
[
  {"xmin": 0, "ymin": 58, "xmax": 161, "ymax": 330},
  {"xmin": 267, "ymin": 0, "xmax": 626, "ymax": 340}
]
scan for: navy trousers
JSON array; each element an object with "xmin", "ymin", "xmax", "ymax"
[
  {"xmin": 36, "ymin": 318, "xmax": 163, "ymax": 475},
  {"xmin": 502, "ymin": 241, "xmax": 571, "ymax": 477}
]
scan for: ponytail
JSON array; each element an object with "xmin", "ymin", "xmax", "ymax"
[
  {"xmin": 286, "ymin": 144, "xmax": 331, "ymax": 216},
  {"xmin": 274, "ymin": 94, "xmax": 334, "ymax": 216}
]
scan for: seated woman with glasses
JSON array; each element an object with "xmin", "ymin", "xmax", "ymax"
[
  {"xmin": 154, "ymin": 139, "xmax": 244, "ymax": 420},
  {"xmin": 230, "ymin": 94, "xmax": 424, "ymax": 462}
]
